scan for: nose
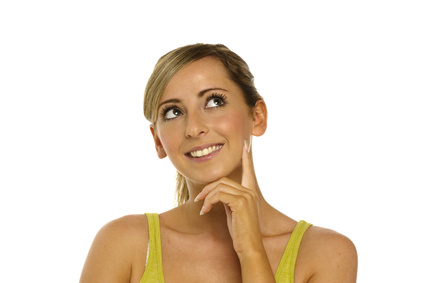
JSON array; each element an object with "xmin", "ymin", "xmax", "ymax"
[{"xmin": 185, "ymin": 112, "xmax": 208, "ymax": 138}]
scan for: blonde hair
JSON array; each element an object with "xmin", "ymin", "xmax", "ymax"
[{"xmin": 143, "ymin": 43, "xmax": 263, "ymax": 206}]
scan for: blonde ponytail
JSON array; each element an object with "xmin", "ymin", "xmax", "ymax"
[{"xmin": 175, "ymin": 172, "xmax": 189, "ymax": 206}]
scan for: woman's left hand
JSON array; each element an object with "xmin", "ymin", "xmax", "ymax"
[{"xmin": 195, "ymin": 140, "xmax": 263, "ymax": 255}]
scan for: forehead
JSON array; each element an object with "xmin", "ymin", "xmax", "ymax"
[{"xmin": 161, "ymin": 57, "xmax": 236, "ymax": 100}]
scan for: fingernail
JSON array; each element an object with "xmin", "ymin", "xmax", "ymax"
[
  {"xmin": 194, "ymin": 195, "xmax": 199, "ymax": 202},
  {"xmin": 244, "ymin": 139, "xmax": 248, "ymax": 151},
  {"xmin": 200, "ymin": 207, "xmax": 204, "ymax": 215}
]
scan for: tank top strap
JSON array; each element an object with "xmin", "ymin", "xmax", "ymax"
[
  {"xmin": 140, "ymin": 213, "xmax": 165, "ymax": 283},
  {"xmin": 274, "ymin": 220, "xmax": 312, "ymax": 283}
]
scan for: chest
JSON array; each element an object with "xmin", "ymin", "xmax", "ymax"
[
  {"xmin": 161, "ymin": 233, "xmax": 237, "ymax": 282},
  {"xmin": 159, "ymin": 232, "xmax": 290, "ymax": 283}
]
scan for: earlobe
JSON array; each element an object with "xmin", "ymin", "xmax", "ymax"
[
  {"xmin": 150, "ymin": 125, "xmax": 167, "ymax": 159},
  {"xmin": 251, "ymin": 100, "xmax": 268, "ymax": 137}
]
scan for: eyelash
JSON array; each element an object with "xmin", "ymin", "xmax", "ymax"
[
  {"xmin": 159, "ymin": 93, "xmax": 228, "ymax": 121},
  {"xmin": 160, "ymin": 104, "xmax": 181, "ymax": 121},
  {"xmin": 205, "ymin": 93, "xmax": 228, "ymax": 108}
]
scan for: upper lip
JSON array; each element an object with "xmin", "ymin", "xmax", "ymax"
[{"xmin": 184, "ymin": 143, "xmax": 224, "ymax": 155}]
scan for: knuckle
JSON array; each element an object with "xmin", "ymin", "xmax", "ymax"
[
  {"xmin": 235, "ymin": 197, "xmax": 246, "ymax": 207},
  {"xmin": 244, "ymin": 190, "xmax": 258, "ymax": 201},
  {"xmin": 214, "ymin": 191, "xmax": 224, "ymax": 199},
  {"xmin": 251, "ymin": 191, "xmax": 259, "ymax": 201}
]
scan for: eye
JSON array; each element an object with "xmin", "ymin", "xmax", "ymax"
[
  {"xmin": 161, "ymin": 105, "xmax": 182, "ymax": 121},
  {"xmin": 205, "ymin": 93, "xmax": 227, "ymax": 109}
]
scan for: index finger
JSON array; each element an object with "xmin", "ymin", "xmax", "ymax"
[{"xmin": 241, "ymin": 139, "xmax": 255, "ymax": 189}]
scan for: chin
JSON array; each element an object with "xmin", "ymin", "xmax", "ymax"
[
  {"xmin": 186, "ymin": 174, "xmax": 223, "ymax": 186},
  {"xmin": 185, "ymin": 164, "xmax": 242, "ymax": 186}
]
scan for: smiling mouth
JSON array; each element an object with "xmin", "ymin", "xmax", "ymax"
[{"xmin": 187, "ymin": 144, "xmax": 223, "ymax": 158}]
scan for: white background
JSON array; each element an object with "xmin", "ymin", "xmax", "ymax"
[{"xmin": 1, "ymin": 1, "xmax": 424, "ymax": 282}]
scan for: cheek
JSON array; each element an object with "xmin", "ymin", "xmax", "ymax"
[
  {"xmin": 213, "ymin": 112, "xmax": 251, "ymax": 138},
  {"xmin": 157, "ymin": 127, "xmax": 181, "ymax": 154}
]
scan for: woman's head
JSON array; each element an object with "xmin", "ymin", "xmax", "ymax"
[
  {"xmin": 144, "ymin": 43, "xmax": 263, "ymax": 126},
  {"xmin": 143, "ymin": 44, "xmax": 265, "ymax": 205}
]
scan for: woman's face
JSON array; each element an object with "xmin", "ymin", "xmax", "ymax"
[{"xmin": 151, "ymin": 57, "xmax": 258, "ymax": 186}]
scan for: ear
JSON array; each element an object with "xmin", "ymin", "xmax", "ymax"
[
  {"xmin": 150, "ymin": 125, "xmax": 167, "ymax": 159},
  {"xmin": 251, "ymin": 100, "xmax": 267, "ymax": 137}
]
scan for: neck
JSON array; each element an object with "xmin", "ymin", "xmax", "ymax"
[{"xmin": 178, "ymin": 171, "xmax": 269, "ymax": 236}]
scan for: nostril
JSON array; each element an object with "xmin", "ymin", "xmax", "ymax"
[{"xmin": 185, "ymin": 124, "xmax": 208, "ymax": 138}]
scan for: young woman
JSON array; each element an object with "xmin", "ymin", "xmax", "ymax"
[{"xmin": 80, "ymin": 43, "xmax": 358, "ymax": 282}]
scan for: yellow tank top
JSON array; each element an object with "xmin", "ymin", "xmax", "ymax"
[{"xmin": 140, "ymin": 213, "xmax": 311, "ymax": 283}]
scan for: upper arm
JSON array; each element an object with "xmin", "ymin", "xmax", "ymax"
[
  {"xmin": 79, "ymin": 215, "xmax": 148, "ymax": 283},
  {"xmin": 304, "ymin": 227, "xmax": 358, "ymax": 283}
]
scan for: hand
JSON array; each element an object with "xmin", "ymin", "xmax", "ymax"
[{"xmin": 195, "ymin": 140, "xmax": 263, "ymax": 254}]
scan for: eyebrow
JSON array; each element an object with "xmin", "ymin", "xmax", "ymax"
[
  {"xmin": 158, "ymin": 88, "xmax": 228, "ymax": 108},
  {"xmin": 198, "ymin": 87, "xmax": 228, "ymax": 97}
]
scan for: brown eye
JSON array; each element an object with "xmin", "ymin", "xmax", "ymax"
[
  {"xmin": 205, "ymin": 94, "xmax": 227, "ymax": 109},
  {"xmin": 162, "ymin": 106, "xmax": 182, "ymax": 121},
  {"xmin": 206, "ymin": 98, "xmax": 223, "ymax": 108}
]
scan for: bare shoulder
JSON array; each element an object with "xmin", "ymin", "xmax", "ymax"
[
  {"xmin": 298, "ymin": 225, "xmax": 358, "ymax": 283},
  {"xmin": 93, "ymin": 214, "xmax": 148, "ymax": 244},
  {"xmin": 80, "ymin": 214, "xmax": 149, "ymax": 283}
]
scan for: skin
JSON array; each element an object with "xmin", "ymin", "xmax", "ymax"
[{"xmin": 80, "ymin": 57, "xmax": 358, "ymax": 282}]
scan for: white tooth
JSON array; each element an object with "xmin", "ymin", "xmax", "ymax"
[{"xmin": 190, "ymin": 145, "xmax": 223, "ymax": 158}]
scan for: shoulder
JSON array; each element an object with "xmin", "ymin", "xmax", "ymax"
[
  {"xmin": 298, "ymin": 225, "xmax": 358, "ymax": 283},
  {"xmin": 80, "ymin": 214, "xmax": 149, "ymax": 283},
  {"xmin": 99, "ymin": 214, "xmax": 149, "ymax": 241},
  {"xmin": 92, "ymin": 214, "xmax": 149, "ymax": 258}
]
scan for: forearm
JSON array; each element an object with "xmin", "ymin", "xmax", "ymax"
[{"xmin": 238, "ymin": 249, "xmax": 275, "ymax": 283}]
